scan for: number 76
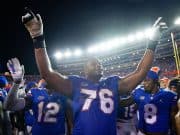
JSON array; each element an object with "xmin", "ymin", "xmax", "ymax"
[{"xmin": 81, "ymin": 89, "xmax": 114, "ymax": 114}]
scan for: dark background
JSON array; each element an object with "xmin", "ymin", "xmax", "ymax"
[{"xmin": 1, "ymin": 0, "xmax": 180, "ymax": 74}]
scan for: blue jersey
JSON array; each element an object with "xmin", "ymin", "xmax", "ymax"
[
  {"xmin": 27, "ymin": 88, "xmax": 66, "ymax": 135},
  {"xmin": 117, "ymin": 96, "xmax": 137, "ymax": 121},
  {"xmin": 68, "ymin": 75, "xmax": 120, "ymax": 135},
  {"xmin": 24, "ymin": 109, "xmax": 35, "ymax": 126},
  {"xmin": 0, "ymin": 88, "xmax": 7, "ymax": 102},
  {"xmin": 132, "ymin": 87, "xmax": 177, "ymax": 133}
]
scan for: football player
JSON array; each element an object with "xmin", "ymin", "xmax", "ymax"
[{"xmin": 22, "ymin": 9, "xmax": 164, "ymax": 135}]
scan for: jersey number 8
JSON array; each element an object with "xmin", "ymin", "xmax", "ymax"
[{"xmin": 144, "ymin": 104, "xmax": 157, "ymax": 124}]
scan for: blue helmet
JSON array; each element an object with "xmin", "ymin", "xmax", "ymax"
[{"xmin": 0, "ymin": 76, "xmax": 8, "ymax": 88}]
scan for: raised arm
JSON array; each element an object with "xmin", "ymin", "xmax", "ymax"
[
  {"xmin": 4, "ymin": 58, "xmax": 25, "ymax": 111},
  {"xmin": 22, "ymin": 9, "xmax": 72, "ymax": 96},
  {"xmin": 119, "ymin": 96, "xmax": 135, "ymax": 107},
  {"xmin": 4, "ymin": 83, "xmax": 25, "ymax": 111},
  {"xmin": 119, "ymin": 18, "xmax": 164, "ymax": 93}
]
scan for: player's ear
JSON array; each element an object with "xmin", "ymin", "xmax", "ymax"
[{"xmin": 178, "ymin": 99, "xmax": 180, "ymax": 110}]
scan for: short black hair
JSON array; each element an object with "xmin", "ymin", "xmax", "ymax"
[
  {"xmin": 169, "ymin": 78, "xmax": 180, "ymax": 88},
  {"xmin": 169, "ymin": 77, "xmax": 180, "ymax": 96}
]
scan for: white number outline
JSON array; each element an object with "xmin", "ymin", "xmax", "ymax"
[
  {"xmin": 38, "ymin": 102, "xmax": 60, "ymax": 123},
  {"xmin": 124, "ymin": 104, "xmax": 136, "ymax": 118},
  {"xmin": 144, "ymin": 104, "xmax": 157, "ymax": 124},
  {"xmin": 81, "ymin": 89, "xmax": 96, "ymax": 111},
  {"xmin": 81, "ymin": 89, "xmax": 114, "ymax": 114}
]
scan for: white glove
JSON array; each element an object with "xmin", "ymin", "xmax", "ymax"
[
  {"xmin": 22, "ymin": 9, "xmax": 43, "ymax": 38},
  {"xmin": 7, "ymin": 58, "xmax": 24, "ymax": 83}
]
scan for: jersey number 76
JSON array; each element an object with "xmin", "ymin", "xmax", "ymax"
[{"xmin": 81, "ymin": 89, "xmax": 114, "ymax": 114}]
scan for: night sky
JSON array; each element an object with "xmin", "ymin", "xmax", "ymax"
[{"xmin": 1, "ymin": 0, "xmax": 180, "ymax": 74}]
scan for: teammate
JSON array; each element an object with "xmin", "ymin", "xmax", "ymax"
[
  {"xmin": 169, "ymin": 77, "xmax": 180, "ymax": 135},
  {"xmin": 22, "ymin": 9, "xmax": 164, "ymax": 135},
  {"xmin": 0, "ymin": 76, "xmax": 8, "ymax": 135},
  {"xmin": 24, "ymin": 81, "xmax": 37, "ymax": 135},
  {"xmin": 168, "ymin": 77, "xmax": 180, "ymax": 95},
  {"xmin": 117, "ymin": 95, "xmax": 137, "ymax": 135},
  {"xmin": 132, "ymin": 69, "xmax": 178, "ymax": 135},
  {"xmin": 0, "ymin": 76, "xmax": 8, "ymax": 103},
  {"xmin": 175, "ymin": 99, "xmax": 180, "ymax": 135},
  {"xmin": 0, "ymin": 76, "xmax": 12, "ymax": 135},
  {"xmin": 4, "ymin": 58, "xmax": 71, "ymax": 135},
  {"xmin": 160, "ymin": 77, "xmax": 169, "ymax": 89}
]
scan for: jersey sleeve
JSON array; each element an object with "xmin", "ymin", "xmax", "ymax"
[
  {"xmin": 67, "ymin": 75, "xmax": 81, "ymax": 96},
  {"xmin": 68, "ymin": 75, "xmax": 80, "ymax": 85},
  {"xmin": 112, "ymin": 75, "xmax": 121, "ymax": 88},
  {"xmin": 106, "ymin": 75, "xmax": 121, "ymax": 92},
  {"xmin": 168, "ymin": 91, "xmax": 178, "ymax": 106},
  {"xmin": 131, "ymin": 88, "xmax": 141, "ymax": 104}
]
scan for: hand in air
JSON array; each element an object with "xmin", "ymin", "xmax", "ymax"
[
  {"xmin": 7, "ymin": 58, "xmax": 24, "ymax": 83},
  {"xmin": 22, "ymin": 8, "xmax": 43, "ymax": 38}
]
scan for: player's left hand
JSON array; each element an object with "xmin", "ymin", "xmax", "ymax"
[{"xmin": 7, "ymin": 58, "xmax": 24, "ymax": 83}]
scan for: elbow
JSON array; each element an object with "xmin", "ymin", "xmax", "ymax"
[{"xmin": 40, "ymin": 68, "xmax": 53, "ymax": 80}]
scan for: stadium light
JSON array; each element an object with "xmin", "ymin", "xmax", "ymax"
[
  {"xmin": 74, "ymin": 49, "xmax": 82, "ymax": 56},
  {"xmin": 87, "ymin": 45, "xmax": 99, "ymax": 53},
  {"xmin": 54, "ymin": 25, "xmax": 163, "ymax": 58},
  {"xmin": 54, "ymin": 52, "xmax": 63, "ymax": 59},
  {"xmin": 98, "ymin": 43, "xmax": 107, "ymax": 51},
  {"xmin": 119, "ymin": 37, "xmax": 126, "ymax": 44},
  {"xmin": 108, "ymin": 38, "xmax": 121, "ymax": 47},
  {"xmin": 135, "ymin": 32, "xmax": 144, "ymax": 40},
  {"xmin": 64, "ymin": 50, "xmax": 72, "ymax": 57},
  {"xmin": 174, "ymin": 17, "xmax": 180, "ymax": 25},
  {"xmin": 87, "ymin": 46, "xmax": 94, "ymax": 53},
  {"xmin": 144, "ymin": 28, "xmax": 154, "ymax": 38},
  {"xmin": 127, "ymin": 34, "xmax": 135, "ymax": 43}
]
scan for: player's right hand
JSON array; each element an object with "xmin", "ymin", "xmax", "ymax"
[
  {"xmin": 7, "ymin": 58, "xmax": 24, "ymax": 83},
  {"xmin": 22, "ymin": 8, "xmax": 43, "ymax": 38}
]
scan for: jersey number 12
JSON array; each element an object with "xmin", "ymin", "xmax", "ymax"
[{"xmin": 38, "ymin": 102, "xmax": 60, "ymax": 123}]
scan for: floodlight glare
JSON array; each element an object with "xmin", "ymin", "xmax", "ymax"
[
  {"xmin": 64, "ymin": 50, "xmax": 72, "ymax": 57},
  {"xmin": 174, "ymin": 17, "xmax": 180, "ymax": 25},
  {"xmin": 135, "ymin": 32, "xmax": 144, "ymax": 40},
  {"xmin": 87, "ymin": 46, "xmax": 98, "ymax": 53},
  {"xmin": 119, "ymin": 37, "xmax": 126, "ymax": 44},
  {"xmin": 144, "ymin": 28, "xmax": 154, "ymax": 38},
  {"xmin": 109, "ymin": 38, "xmax": 121, "ymax": 47},
  {"xmin": 127, "ymin": 35, "xmax": 135, "ymax": 43},
  {"xmin": 74, "ymin": 49, "xmax": 82, "ymax": 56},
  {"xmin": 54, "ymin": 52, "xmax": 63, "ymax": 59}
]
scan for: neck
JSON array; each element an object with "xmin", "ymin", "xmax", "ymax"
[
  {"xmin": 87, "ymin": 75, "xmax": 101, "ymax": 83},
  {"xmin": 151, "ymin": 86, "xmax": 159, "ymax": 94}
]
